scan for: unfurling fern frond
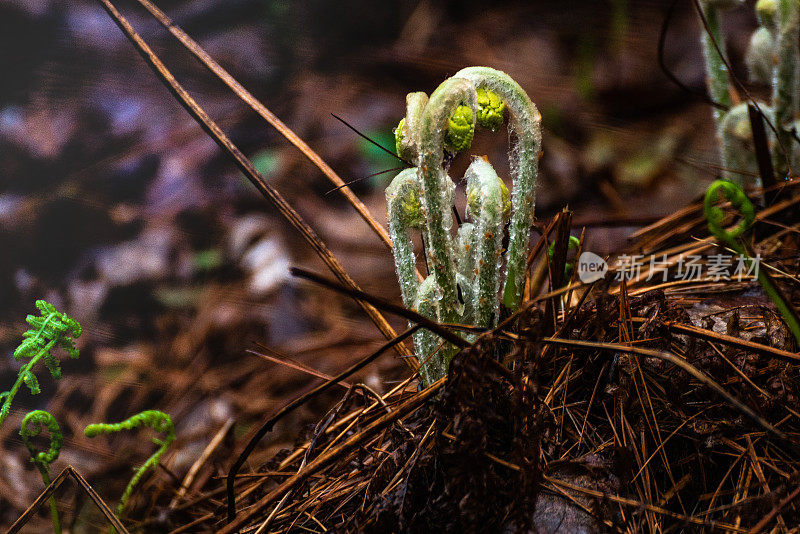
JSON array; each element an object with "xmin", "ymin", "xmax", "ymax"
[
  {"xmin": 85, "ymin": 410, "xmax": 176, "ymax": 519},
  {"xmin": 0, "ymin": 301, "xmax": 82, "ymax": 427},
  {"xmin": 20, "ymin": 410, "xmax": 64, "ymax": 534}
]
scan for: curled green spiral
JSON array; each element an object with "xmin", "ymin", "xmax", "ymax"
[
  {"xmin": 85, "ymin": 410, "xmax": 175, "ymax": 517},
  {"xmin": 704, "ymin": 179, "xmax": 800, "ymax": 346},
  {"xmin": 21, "ymin": 410, "xmax": 63, "ymax": 468},
  {"xmin": 703, "ymin": 179, "xmax": 755, "ymax": 252},
  {"xmin": 20, "ymin": 410, "xmax": 63, "ymax": 534}
]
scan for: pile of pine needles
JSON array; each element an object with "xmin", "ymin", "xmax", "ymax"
[{"xmin": 156, "ymin": 180, "xmax": 799, "ymax": 533}]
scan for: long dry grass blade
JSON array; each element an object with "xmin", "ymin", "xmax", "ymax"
[
  {"xmin": 132, "ymin": 0, "xmax": 424, "ymax": 281},
  {"xmin": 290, "ymin": 267, "xmax": 469, "ymax": 348},
  {"xmin": 95, "ymin": 0, "xmax": 412, "ymax": 365}
]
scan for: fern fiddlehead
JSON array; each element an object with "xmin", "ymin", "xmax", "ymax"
[
  {"xmin": 453, "ymin": 66, "xmax": 542, "ymax": 310},
  {"xmin": 20, "ymin": 410, "xmax": 63, "ymax": 534},
  {"xmin": 395, "ymin": 91, "xmax": 429, "ymax": 163},
  {"xmin": 385, "ymin": 167, "xmax": 441, "ymax": 371},
  {"xmin": 417, "ymin": 76, "xmax": 478, "ymax": 325},
  {"xmin": 386, "ymin": 67, "xmax": 540, "ymax": 386},
  {"xmin": 465, "ymin": 156, "xmax": 509, "ymax": 327},
  {"xmin": 704, "ymin": 180, "xmax": 800, "ymax": 345}
]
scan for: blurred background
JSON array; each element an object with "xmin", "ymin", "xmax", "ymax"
[{"xmin": 0, "ymin": 0, "xmax": 765, "ymax": 528}]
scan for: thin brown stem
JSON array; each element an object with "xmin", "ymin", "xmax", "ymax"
[
  {"xmin": 96, "ymin": 0, "xmax": 412, "ymax": 366},
  {"xmin": 133, "ymin": 0, "xmax": 421, "ymax": 281}
]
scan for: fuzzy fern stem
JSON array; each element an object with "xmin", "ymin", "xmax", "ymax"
[
  {"xmin": 385, "ymin": 167, "xmax": 441, "ymax": 375},
  {"xmin": 771, "ymin": 0, "xmax": 799, "ymax": 177},
  {"xmin": 465, "ymin": 157, "xmax": 508, "ymax": 327},
  {"xmin": 395, "ymin": 92, "xmax": 429, "ymax": 164},
  {"xmin": 719, "ymin": 103, "xmax": 768, "ymax": 187},
  {"xmin": 417, "ymin": 76, "xmax": 477, "ymax": 323},
  {"xmin": 413, "ymin": 276, "xmax": 446, "ymax": 386},
  {"xmin": 455, "ymin": 223, "xmax": 477, "ymax": 325},
  {"xmin": 699, "ymin": 1, "xmax": 734, "ymax": 144},
  {"xmin": 453, "ymin": 67, "xmax": 542, "ymax": 310},
  {"xmin": 386, "ymin": 168, "xmax": 423, "ymax": 308}
]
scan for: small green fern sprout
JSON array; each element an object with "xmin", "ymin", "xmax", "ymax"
[
  {"xmin": 84, "ymin": 410, "xmax": 175, "ymax": 518},
  {"xmin": 0, "ymin": 301, "xmax": 81, "ymax": 427},
  {"xmin": 704, "ymin": 180, "xmax": 800, "ymax": 345},
  {"xmin": 20, "ymin": 410, "xmax": 63, "ymax": 534},
  {"xmin": 704, "ymin": 180, "xmax": 756, "ymax": 256}
]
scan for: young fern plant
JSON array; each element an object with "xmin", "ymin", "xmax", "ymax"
[
  {"xmin": 0, "ymin": 300, "xmax": 82, "ymax": 427},
  {"xmin": 84, "ymin": 410, "xmax": 175, "ymax": 520},
  {"xmin": 704, "ymin": 180, "xmax": 800, "ymax": 346},
  {"xmin": 20, "ymin": 410, "xmax": 64, "ymax": 534},
  {"xmin": 387, "ymin": 67, "xmax": 541, "ymax": 386},
  {"xmin": 700, "ymin": 0, "xmax": 800, "ymax": 187}
]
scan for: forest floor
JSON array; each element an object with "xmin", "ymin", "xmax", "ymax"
[{"xmin": 2, "ymin": 1, "xmax": 798, "ymax": 532}]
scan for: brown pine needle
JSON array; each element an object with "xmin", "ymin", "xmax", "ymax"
[
  {"xmin": 132, "ymin": 0, "xmax": 425, "ymax": 285},
  {"xmin": 95, "ymin": 0, "xmax": 412, "ymax": 368},
  {"xmin": 248, "ymin": 345, "xmax": 349, "ymax": 387}
]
